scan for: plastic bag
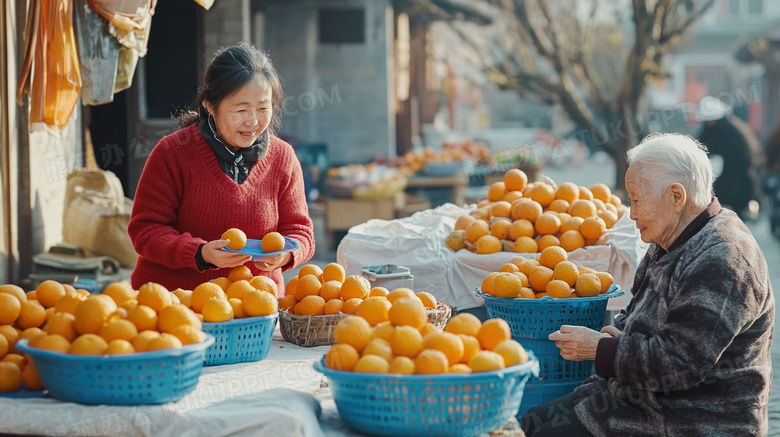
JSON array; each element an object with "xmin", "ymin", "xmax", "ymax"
[{"xmin": 17, "ymin": 0, "xmax": 82, "ymax": 130}]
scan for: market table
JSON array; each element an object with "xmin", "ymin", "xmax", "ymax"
[{"xmin": 0, "ymin": 327, "xmax": 528, "ymax": 437}]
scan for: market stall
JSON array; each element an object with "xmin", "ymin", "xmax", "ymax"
[
  {"xmin": 0, "ymin": 328, "xmax": 529, "ymax": 437},
  {"xmin": 337, "ymin": 203, "xmax": 648, "ymax": 312}
]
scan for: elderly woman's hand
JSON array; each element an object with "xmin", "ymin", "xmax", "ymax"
[
  {"xmin": 548, "ymin": 325, "xmax": 613, "ymax": 361},
  {"xmin": 600, "ymin": 325, "xmax": 622, "ymax": 338}
]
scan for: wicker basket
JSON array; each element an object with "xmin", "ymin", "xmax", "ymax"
[
  {"xmin": 279, "ymin": 310, "xmax": 348, "ymax": 347},
  {"xmin": 426, "ymin": 302, "xmax": 452, "ymax": 329},
  {"xmin": 279, "ymin": 302, "xmax": 452, "ymax": 347}
]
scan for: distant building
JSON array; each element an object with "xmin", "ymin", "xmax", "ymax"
[{"xmin": 662, "ymin": 0, "xmax": 779, "ymax": 138}]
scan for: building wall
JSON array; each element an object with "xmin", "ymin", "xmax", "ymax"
[
  {"xmin": 264, "ymin": 0, "xmax": 395, "ymax": 166},
  {"xmin": 203, "ymin": 0, "xmax": 246, "ymax": 61},
  {"xmin": 662, "ymin": 0, "xmax": 778, "ymax": 137}
]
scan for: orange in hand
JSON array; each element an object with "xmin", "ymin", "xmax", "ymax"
[
  {"xmin": 222, "ymin": 228, "xmax": 247, "ymax": 250},
  {"xmin": 261, "ymin": 232, "xmax": 286, "ymax": 253}
]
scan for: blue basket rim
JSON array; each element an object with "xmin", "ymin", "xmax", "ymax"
[
  {"xmin": 202, "ymin": 312, "xmax": 278, "ymax": 328},
  {"xmin": 15, "ymin": 334, "xmax": 215, "ymax": 363},
  {"xmin": 476, "ymin": 284, "xmax": 624, "ymax": 303},
  {"xmin": 313, "ymin": 351, "xmax": 540, "ymax": 382}
]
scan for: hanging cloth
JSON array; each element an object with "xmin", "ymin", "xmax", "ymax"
[
  {"xmin": 74, "ymin": 0, "xmax": 121, "ymax": 105},
  {"xmin": 16, "ymin": 0, "xmax": 82, "ymax": 131},
  {"xmin": 86, "ymin": 0, "xmax": 156, "ymax": 56}
]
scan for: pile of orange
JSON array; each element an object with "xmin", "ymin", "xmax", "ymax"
[
  {"xmin": 325, "ymin": 297, "xmax": 528, "ymax": 374},
  {"xmin": 279, "ymin": 263, "xmax": 441, "ymax": 319},
  {"xmin": 446, "ymin": 169, "xmax": 626, "ymax": 254},
  {"xmin": 480, "ymin": 246, "xmax": 615, "ymax": 299},
  {"xmin": 188, "ymin": 265, "xmax": 279, "ymax": 322},
  {"xmin": 0, "ymin": 279, "xmax": 211, "ymax": 393}
]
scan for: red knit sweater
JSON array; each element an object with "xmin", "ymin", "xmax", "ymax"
[{"xmin": 128, "ymin": 123, "xmax": 315, "ymax": 294}]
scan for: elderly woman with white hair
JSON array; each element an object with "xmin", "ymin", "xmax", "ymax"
[{"xmin": 521, "ymin": 132, "xmax": 774, "ymax": 436}]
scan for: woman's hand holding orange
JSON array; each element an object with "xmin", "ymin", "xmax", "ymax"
[{"xmin": 202, "ymin": 239, "xmax": 252, "ymax": 268}]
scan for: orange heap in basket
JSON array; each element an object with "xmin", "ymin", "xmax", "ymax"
[
  {"xmin": 446, "ymin": 169, "xmax": 628, "ymax": 254},
  {"xmin": 481, "ymin": 246, "xmax": 615, "ymax": 299},
  {"xmin": 0, "ymin": 279, "xmax": 212, "ymax": 394},
  {"xmin": 324, "ymin": 295, "xmax": 529, "ymax": 375},
  {"xmin": 186, "ymin": 266, "xmax": 278, "ymax": 322},
  {"xmin": 279, "ymin": 262, "xmax": 440, "ymax": 318}
]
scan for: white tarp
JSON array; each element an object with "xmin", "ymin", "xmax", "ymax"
[{"xmin": 337, "ymin": 203, "xmax": 649, "ymax": 311}]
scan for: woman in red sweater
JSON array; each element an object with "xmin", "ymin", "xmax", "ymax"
[{"xmin": 128, "ymin": 43, "xmax": 315, "ymax": 295}]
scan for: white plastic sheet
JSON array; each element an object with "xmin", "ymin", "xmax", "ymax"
[{"xmin": 337, "ymin": 204, "xmax": 649, "ymax": 311}]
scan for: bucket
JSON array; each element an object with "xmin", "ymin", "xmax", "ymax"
[{"xmin": 360, "ymin": 264, "xmax": 414, "ymax": 291}]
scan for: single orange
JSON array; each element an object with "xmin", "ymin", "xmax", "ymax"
[
  {"xmin": 508, "ymin": 219, "xmax": 535, "ymax": 240},
  {"xmin": 503, "ymin": 169, "xmax": 528, "ymax": 192},
  {"xmin": 487, "ymin": 181, "xmax": 507, "ymax": 202},
  {"xmin": 102, "ymin": 282, "xmax": 137, "ymax": 305},
  {"xmin": 323, "ymin": 298, "xmax": 344, "ymax": 315},
  {"xmin": 414, "ymin": 349, "xmax": 449, "ymax": 374},
  {"xmin": 136, "ymin": 282, "xmax": 172, "ymax": 314},
  {"xmin": 534, "ymin": 212, "xmax": 561, "ymax": 235},
  {"xmin": 536, "ymin": 234, "xmax": 560, "ymax": 252},
  {"xmin": 295, "ymin": 295, "xmax": 326, "ymax": 316},
  {"xmin": 322, "ymin": 263, "xmax": 347, "ymax": 283},
  {"xmin": 294, "ymin": 275, "xmax": 322, "ymax": 301},
  {"xmin": 35, "ymin": 280, "xmax": 66, "ymax": 309},
  {"xmin": 260, "ymin": 232, "xmax": 286, "ymax": 253},
  {"xmin": 325, "ymin": 343, "xmax": 360, "ymax": 371},
  {"xmin": 0, "ymin": 294, "xmax": 21, "ymax": 325},
  {"xmin": 559, "ymin": 230, "xmax": 586, "ymax": 252},
  {"xmin": 444, "ymin": 313, "xmax": 482, "ymax": 337},
  {"xmin": 357, "ymin": 297, "xmax": 392, "ymax": 326},
  {"xmin": 389, "ymin": 325, "xmax": 423, "ymax": 358},
  {"xmin": 538, "ymin": 246, "xmax": 567, "ymax": 269},
  {"xmin": 228, "ymin": 265, "xmax": 253, "ymax": 283},
  {"xmin": 249, "ymin": 276, "xmax": 279, "ymax": 296},
  {"xmin": 319, "ymin": 280, "xmax": 342, "ymax": 301},
  {"xmin": 555, "ymin": 182, "xmax": 580, "ymax": 204},
  {"xmin": 221, "ymin": 228, "xmax": 247, "ymax": 250},
  {"xmin": 546, "ymin": 279, "xmax": 573, "ymax": 298},
  {"xmin": 490, "ymin": 201, "xmax": 513, "ymax": 219},
  {"xmin": 528, "ymin": 266, "xmax": 554, "ymax": 292},
  {"xmin": 340, "ymin": 275, "xmax": 370, "ymax": 300},
  {"xmin": 191, "ymin": 282, "xmax": 227, "ymax": 313},
  {"xmin": 476, "ymin": 318, "xmax": 511, "ymax": 351}
]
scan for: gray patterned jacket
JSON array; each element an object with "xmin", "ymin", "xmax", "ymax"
[{"xmin": 574, "ymin": 207, "xmax": 774, "ymax": 437}]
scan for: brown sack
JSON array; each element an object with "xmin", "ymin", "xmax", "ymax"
[{"xmin": 62, "ymin": 169, "xmax": 138, "ymax": 267}]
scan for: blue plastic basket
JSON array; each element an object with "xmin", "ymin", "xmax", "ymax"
[
  {"xmin": 515, "ymin": 380, "xmax": 583, "ymax": 420},
  {"xmin": 517, "ymin": 337, "xmax": 594, "ymax": 382},
  {"xmin": 477, "ymin": 285, "xmax": 623, "ymax": 382},
  {"xmin": 15, "ymin": 335, "xmax": 214, "ymax": 405},
  {"xmin": 202, "ymin": 313, "xmax": 277, "ymax": 366},
  {"xmin": 477, "ymin": 285, "xmax": 623, "ymax": 339},
  {"xmin": 314, "ymin": 354, "xmax": 540, "ymax": 437}
]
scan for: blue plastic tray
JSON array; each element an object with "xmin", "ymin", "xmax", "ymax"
[{"xmin": 221, "ymin": 237, "xmax": 299, "ymax": 261}]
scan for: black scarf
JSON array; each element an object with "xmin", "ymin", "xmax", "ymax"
[{"xmin": 199, "ymin": 116, "xmax": 270, "ymax": 184}]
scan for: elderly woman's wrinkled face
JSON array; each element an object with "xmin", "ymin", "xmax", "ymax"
[{"xmin": 625, "ymin": 165, "xmax": 677, "ymax": 247}]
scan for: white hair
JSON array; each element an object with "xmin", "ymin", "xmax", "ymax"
[{"xmin": 626, "ymin": 133, "xmax": 713, "ymax": 209}]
